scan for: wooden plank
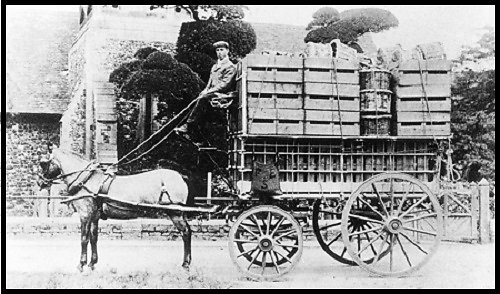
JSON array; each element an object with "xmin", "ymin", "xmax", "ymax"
[
  {"xmin": 94, "ymin": 88, "xmax": 115, "ymax": 96},
  {"xmin": 397, "ymin": 97, "xmax": 451, "ymax": 112},
  {"xmin": 277, "ymin": 109, "xmax": 304, "ymax": 120},
  {"xmin": 305, "ymin": 110, "xmax": 360, "ymax": 122},
  {"xmin": 275, "ymin": 94, "xmax": 303, "ymax": 109},
  {"xmin": 96, "ymin": 113, "xmax": 117, "ymax": 122},
  {"xmin": 304, "ymin": 70, "xmax": 359, "ymax": 84},
  {"xmin": 245, "ymin": 54, "xmax": 303, "ymax": 68},
  {"xmin": 247, "ymin": 81, "xmax": 302, "ymax": 94},
  {"xmin": 247, "ymin": 108, "xmax": 276, "ymax": 120},
  {"xmin": 247, "ymin": 69, "xmax": 303, "ymax": 83},
  {"xmin": 247, "ymin": 121, "xmax": 277, "ymax": 135},
  {"xmin": 304, "ymin": 95, "xmax": 359, "ymax": 111},
  {"xmin": 277, "ymin": 121, "xmax": 304, "ymax": 135},
  {"xmin": 399, "ymin": 59, "xmax": 451, "ymax": 71},
  {"xmin": 397, "ymin": 122, "xmax": 450, "ymax": 136},
  {"xmin": 304, "ymin": 57, "xmax": 358, "ymax": 70},
  {"xmin": 97, "ymin": 143, "xmax": 118, "ymax": 151},
  {"xmin": 398, "ymin": 72, "xmax": 451, "ymax": 86},
  {"xmin": 304, "ymin": 83, "xmax": 360, "ymax": 97},
  {"xmin": 397, "ymin": 111, "xmax": 450, "ymax": 122},
  {"xmin": 396, "ymin": 84, "xmax": 451, "ymax": 97}
]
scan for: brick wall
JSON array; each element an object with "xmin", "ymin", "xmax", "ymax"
[{"xmin": 6, "ymin": 113, "xmax": 61, "ymax": 216}]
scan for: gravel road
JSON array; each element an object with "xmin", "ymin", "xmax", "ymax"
[{"xmin": 5, "ymin": 236, "xmax": 495, "ymax": 288}]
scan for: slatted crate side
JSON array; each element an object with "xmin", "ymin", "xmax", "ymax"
[
  {"xmin": 304, "ymin": 82, "xmax": 360, "ymax": 97},
  {"xmin": 397, "ymin": 122, "xmax": 451, "ymax": 136},
  {"xmin": 304, "ymin": 95, "xmax": 360, "ymax": 111},
  {"xmin": 247, "ymin": 81, "xmax": 302, "ymax": 94},
  {"xmin": 277, "ymin": 109, "xmax": 305, "ymax": 135},
  {"xmin": 305, "ymin": 110, "xmax": 360, "ymax": 122},
  {"xmin": 246, "ymin": 108, "xmax": 277, "ymax": 135},
  {"xmin": 304, "ymin": 70, "xmax": 358, "ymax": 84},
  {"xmin": 246, "ymin": 68, "xmax": 303, "ymax": 83},
  {"xmin": 303, "ymin": 57, "xmax": 359, "ymax": 71},
  {"xmin": 398, "ymin": 59, "xmax": 452, "ymax": 72},
  {"xmin": 398, "ymin": 71, "xmax": 451, "ymax": 86},
  {"xmin": 396, "ymin": 111, "xmax": 450, "ymax": 122},
  {"xmin": 395, "ymin": 84, "xmax": 451, "ymax": 98},
  {"xmin": 245, "ymin": 54, "xmax": 303, "ymax": 68},
  {"xmin": 396, "ymin": 97, "xmax": 451, "ymax": 112}
]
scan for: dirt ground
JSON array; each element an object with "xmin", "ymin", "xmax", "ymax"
[{"xmin": 5, "ymin": 235, "xmax": 495, "ymax": 288}]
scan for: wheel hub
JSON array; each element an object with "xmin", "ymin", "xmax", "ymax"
[
  {"xmin": 385, "ymin": 217, "xmax": 403, "ymax": 234},
  {"xmin": 258, "ymin": 236, "xmax": 274, "ymax": 252}
]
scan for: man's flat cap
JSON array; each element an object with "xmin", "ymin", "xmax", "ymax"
[{"xmin": 213, "ymin": 41, "xmax": 229, "ymax": 49}]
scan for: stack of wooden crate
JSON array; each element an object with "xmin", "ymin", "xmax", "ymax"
[
  {"xmin": 395, "ymin": 59, "xmax": 452, "ymax": 136},
  {"xmin": 236, "ymin": 54, "xmax": 304, "ymax": 135},
  {"xmin": 234, "ymin": 54, "xmax": 360, "ymax": 136},
  {"xmin": 303, "ymin": 58, "xmax": 360, "ymax": 136}
]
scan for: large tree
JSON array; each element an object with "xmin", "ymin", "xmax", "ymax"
[{"xmin": 304, "ymin": 7, "xmax": 399, "ymax": 45}]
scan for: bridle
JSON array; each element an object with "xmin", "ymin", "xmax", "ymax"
[{"xmin": 39, "ymin": 155, "xmax": 99, "ymax": 192}]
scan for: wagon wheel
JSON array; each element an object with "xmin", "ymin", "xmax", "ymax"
[
  {"xmin": 341, "ymin": 172, "xmax": 443, "ymax": 277},
  {"xmin": 228, "ymin": 205, "xmax": 303, "ymax": 281},
  {"xmin": 312, "ymin": 199, "xmax": 390, "ymax": 265}
]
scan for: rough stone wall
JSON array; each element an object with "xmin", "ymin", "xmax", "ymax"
[
  {"xmin": 6, "ymin": 114, "xmax": 60, "ymax": 215},
  {"xmin": 60, "ymin": 84, "xmax": 86, "ymax": 155}
]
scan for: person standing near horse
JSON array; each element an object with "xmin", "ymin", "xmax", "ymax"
[{"xmin": 174, "ymin": 41, "xmax": 237, "ymax": 143}]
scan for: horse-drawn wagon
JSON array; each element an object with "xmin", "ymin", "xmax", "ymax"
[{"xmin": 40, "ymin": 52, "xmax": 455, "ymax": 281}]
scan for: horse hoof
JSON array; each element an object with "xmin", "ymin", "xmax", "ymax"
[
  {"xmin": 76, "ymin": 264, "xmax": 84, "ymax": 273},
  {"xmin": 182, "ymin": 263, "xmax": 190, "ymax": 270},
  {"xmin": 88, "ymin": 265, "xmax": 95, "ymax": 271}
]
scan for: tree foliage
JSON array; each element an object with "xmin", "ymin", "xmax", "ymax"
[
  {"xmin": 150, "ymin": 5, "xmax": 248, "ymax": 21},
  {"xmin": 175, "ymin": 19, "xmax": 256, "ymax": 82},
  {"xmin": 305, "ymin": 7, "xmax": 399, "ymax": 45},
  {"xmin": 451, "ymin": 29, "xmax": 495, "ymax": 183},
  {"xmin": 306, "ymin": 7, "xmax": 340, "ymax": 30}
]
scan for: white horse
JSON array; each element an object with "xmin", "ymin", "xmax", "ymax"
[{"xmin": 39, "ymin": 147, "xmax": 193, "ymax": 271}]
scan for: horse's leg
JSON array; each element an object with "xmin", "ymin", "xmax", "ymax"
[
  {"xmin": 77, "ymin": 216, "xmax": 91, "ymax": 272},
  {"xmin": 88, "ymin": 211, "xmax": 100, "ymax": 270},
  {"xmin": 169, "ymin": 212, "xmax": 192, "ymax": 268}
]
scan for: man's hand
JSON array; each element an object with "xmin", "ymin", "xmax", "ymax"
[{"xmin": 200, "ymin": 89, "xmax": 209, "ymax": 96}]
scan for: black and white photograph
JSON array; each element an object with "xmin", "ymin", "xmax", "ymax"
[{"xmin": 4, "ymin": 5, "xmax": 495, "ymax": 288}]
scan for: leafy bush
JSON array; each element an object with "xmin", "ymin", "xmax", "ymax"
[
  {"xmin": 305, "ymin": 8, "xmax": 399, "ymax": 44},
  {"xmin": 177, "ymin": 20, "xmax": 256, "ymax": 59},
  {"xmin": 176, "ymin": 51, "xmax": 216, "ymax": 83},
  {"xmin": 175, "ymin": 20, "xmax": 256, "ymax": 82},
  {"xmin": 134, "ymin": 47, "xmax": 159, "ymax": 60}
]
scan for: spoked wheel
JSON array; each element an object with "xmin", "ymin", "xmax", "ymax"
[
  {"xmin": 341, "ymin": 172, "xmax": 443, "ymax": 277},
  {"xmin": 228, "ymin": 205, "xmax": 303, "ymax": 281},
  {"xmin": 313, "ymin": 199, "xmax": 390, "ymax": 265}
]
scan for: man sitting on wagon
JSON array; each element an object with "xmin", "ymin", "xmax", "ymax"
[{"xmin": 174, "ymin": 41, "xmax": 237, "ymax": 143}]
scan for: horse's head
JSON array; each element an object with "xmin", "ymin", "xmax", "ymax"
[{"xmin": 37, "ymin": 145, "xmax": 63, "ymax": 190}]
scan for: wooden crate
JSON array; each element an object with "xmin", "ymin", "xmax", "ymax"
[
  {"xmin": 397, "ymin": 97, "xmax": 451, "ymax": 112},
  {"xmin": 277, "ymin": 109, "xmax": 304, "ymax": 135},
  {"xmin": 304, "ymin": 70, "xmax": 358, "ymax": 84},
  {"xmin": 242, "ymin": 55, "xmax": 303, "ymax": 83},
  {"xmin": 399, "ymin": 59, "xmax": 451, "ymax": 72},
  {"xmin": 303, "ymin": 57, "xmax": 358, "ymax": 71},
  {"xmin": 397, "ymin": 122, "xmax": 451, "ymax": 136},
  {"xmin": 398, "ymin": 71, "xmax": 451, "ymax": 86},
  {"xmin": 304, "ymin": 110, "xmax": 359, "ymax": 136},
  {"xmin": 396, "ymin": 111, "xmax": 450, "ymax": 136},
  {"xmin": 395, "ymin": 84, "xmax": 451, "ymax": 98},
  {"xmin": 245, "ymin": 109, "xmax": 304, "ymax": 135},
  {"xmin": 304, "ymin": 82, "xmax": 360, "ymax": 97},
  {"xmin": 303, "ymin": 95, "xmax": 359, "ymax": 111}
]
